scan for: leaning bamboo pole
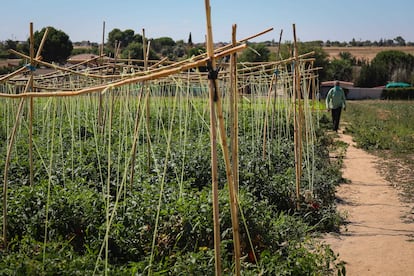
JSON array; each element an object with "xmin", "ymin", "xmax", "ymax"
[
  {"xmin": 2, "ymin": 97, "xmax": 26, "ymax": 248},
  {"xmin": 27, "ymin": 24, "xmax": 50, "ymax": 188},
  {"xmin": 3, "ymin": 23, "xmax": 48, "ymax": 248},
  {"xmin": 262, "ymin": 72, "xmax": 276, "ymax": 160},
  {"xmin": 205, "ymin": 1, "xmax": 241, "ymax": 275}
]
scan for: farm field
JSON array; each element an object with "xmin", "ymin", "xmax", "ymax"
[
  {"xmin": 0, "ymin": 80, "xmax": 346, "ymax": 274},
  {"xmin": 323, "ymin": 46, "xmax": 414, "ymax": 61}
]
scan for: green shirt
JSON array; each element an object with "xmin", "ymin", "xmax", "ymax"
[{"xmin": 326, "ymin": 86, "xmax": 346, "ymax": 109}]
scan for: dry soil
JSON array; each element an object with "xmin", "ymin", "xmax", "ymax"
[{"xmin": 324, "ymin": 133, "xmax": 414, "ymax": 276}]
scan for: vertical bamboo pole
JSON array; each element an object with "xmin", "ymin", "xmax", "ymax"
[
  {"xmin": 28, "ymin": 23, "xmax": 35, "ymax": 187},
  {"xmin": 129, "ymin": 90, "xmax": 144, "ymax": 189},
  {"xmin": 204, "ymin": 1, "xmax": 240, "ymax": 275},
  {"xmin": 271, "ymin": 29, "xmax": 283, "ymax": 140},
  {"xmin": 2, "ymin": 98, "xmax": 25, "ymax": 248},
  {"xmin": 204, "ymin": 4, "xmax": 221, "ymax": 275},
  {"xmin": 3, "ymin": 21, "xmax": 46, "ymax": 244},
  {"xmin": 98, "ymin": 21, "xmax": 105, "ymax": 127},
  {"xmin": 262, "ymin": 73, "xmax": 276, "ymax": 159},
  {"xmin": 142, "ymin": 29, "xmax": 151, "ymax": 172},
  {"xmin": 203, "ymin": 39, "xmax": 222, "ymax": 276},
  {"xmin": 292, "ymin": 24, "xmax": 303, "ymax": 209},
  {"xmin": 230, "ymin": 24, "xmax": 239, "ymax": 194}
]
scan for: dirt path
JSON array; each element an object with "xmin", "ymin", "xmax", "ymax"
[{"xmin": 324, "ymin": 133, "xmax": 414, "ymax": 276}]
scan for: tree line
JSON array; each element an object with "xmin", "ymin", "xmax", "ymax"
[{"xmin": 1, "ymin": 26, "xmax": 414, "ymax": 87}]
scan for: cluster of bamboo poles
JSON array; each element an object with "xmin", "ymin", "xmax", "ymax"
[{"xmin": 0, "ymin": 1, "xmax": 322, "ymax": 274}]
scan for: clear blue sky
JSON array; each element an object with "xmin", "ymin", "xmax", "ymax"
[{"xmin": 1, "ymin": 0, "xmax": 413, "ymax": 44}]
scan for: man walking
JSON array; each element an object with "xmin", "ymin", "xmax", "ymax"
[{"xmin": 325, "ymin": 81, "xmax": 346, "ymax": 132}]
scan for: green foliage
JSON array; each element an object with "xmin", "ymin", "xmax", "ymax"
[
  {"xmin": 382, "ymin": 87, "xmax": 414, "ymax": 100},
  {"xmin": 343, "ymin": 101, "xmax": 414, "ymax": 153},
  {"xmin": 0, "ymin": 96, "xmax": 345, "ymax": 274},
  {"xmin": 356, "ymin": 60, "xmax": 388, "ymax": 87},
  {"xmin": 239, "ymin": 43, "xmax": 271, "ymax": 62},
  {"xmin": 279, "ymin": 42, "xmax": 330, "ymax": 81},
  {"xmin": 33, "ymin": 27, "xmax": 73, "ymax": 63},
  {"xmin": 357, "ymin": 50, "xmax": 414, "ymax": 87},
  {"xmin": 326, "ymin": 58, "xmax": 353, "ymax": 82},
  {"xmin": 71, "ymin": 46, "xmax": 99, "ymax": 56},
  {"xmin": 151, "ymin": 37, "xmax": 176, "ymax": 52},
  {"xmin": 120, "ymin": 42, "xmax": 159, "ymax": 60},
  {"xmin": 107, "ymin": 28, "xmax": 142, "ymax": 49}
]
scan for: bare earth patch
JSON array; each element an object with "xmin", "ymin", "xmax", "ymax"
[{"xmin": 323, "ymin": 133, "xmax": 414, "ymax": 275}]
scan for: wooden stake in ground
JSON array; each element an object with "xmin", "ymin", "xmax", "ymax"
[
  {"xmin": 142, "ymin": 29, "xmax": 152, "ymax": 173},
  {"xmin": 230, "ymin": 24, "xmax": 239, "ymax": 194},
  {"xmin": 205, "ymin": 1, "xmax": 241, "ymax": 275},
  {"xmin": 98, "ymin": 21, "xmax": 105, "ymax": 127},
  {"xmin": 28, "ymin": 22, "xmax": 35, "ymax": 188},
  {"xmin": 205, "ymin": 17, "xmax": 222, "ymax": 276},
  {"xmin": 292, "ymin": 24, "xmax": 303, "ymax": 209}
]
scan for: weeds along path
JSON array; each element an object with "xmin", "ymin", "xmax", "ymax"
[{"xmin": 324, "ymin": 132, "xmax": 414, "ymax": 276}]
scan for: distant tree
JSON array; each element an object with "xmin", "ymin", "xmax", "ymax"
[
  {"xmin": 151, "ymin": 37, "xmax": 176, "ymax": 54},
  {"xmin": 350, "ymin": 38, "xmax": 357, "ymax": 47},
  {"xmin": 356, "ymin": 61, "xmax": 388, "ymax": 87},
  {"xmin": 356, "ymin": 50, "xmax": 414, "ymax": 86},
  {"xmin": 172, "ymin": 45, "xmax": 186, "ymax": 59},
  {"xmin": 298, "ymin": 42, "xmax": 330, "ymax": 81},
  {"xmin": 121, "ymin": 42, "xmax": 143, "ymax": 59},
  {"xmin": 326, "ymin": 59, "xmax": 353, "ymax": 82},
  {"xmin": 122, "ymin": 29, "xmax": 135, "ymax": 46},
  {"xmin": 107, "ymin": 29, "xmax": 143, "ymax": 49},
  {"xmin": 121, "ymin": 42, "xmax": 158, "ymax": 60},
  {"xmin": 33, "ymin": 27, "xmax": 73, "ymax": 63},
  {"xmin": 133, "ymin": 34, "xmax": 143, "ymax": 44},
  {"xmin": 0, "ymin": 40, "xmax": 20, "ymax": 58},
  {"xmin": 187, "ymin": 46, "xmax": 205, "ymax": 58},
  {"xmin": 188, "ymin": 32, "xmax": 193, "ymax": 47},
  {"xmin": 394, "ymin": 36, "xmax": 406, "ymax": 46},
  {"xmin": 239, "ymin": 43, "xmax": 270, "ymax": 62},
  {"xmin": 107, "ymin": 28, "xmax": 124, "ymax": 48},
  {"xmin": 71, "ymin": 46, "xmax": 99, "ymax": 56}
]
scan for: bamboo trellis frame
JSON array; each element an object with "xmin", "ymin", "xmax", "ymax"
[{"xmin": 0, "ymin": 10, "xmax": 322, "ymax": 275}]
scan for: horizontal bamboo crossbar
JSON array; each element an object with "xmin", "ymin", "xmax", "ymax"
[{"xmin": 0, "ymin": 44, "xmax": 247, "ymax": 98}]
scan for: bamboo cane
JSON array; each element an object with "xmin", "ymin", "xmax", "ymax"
[
  {"xmin": 271, "ymin": 29, "xmax": 284, "ymax": 141},
  {"xmin": 204, "ymin": 2, "xmax": 221, "ymax": 275},
  {"xmin": 2, "ymin": 82, "xmax": 30, "ymax": 246},
  {"xmin": 8, "ymin": 49, "xmax": 119, "ymax": 80},
  {"xmin": 0, "ymin": 66, "xmax": 29, "ymax": 83},
  {"xmin": 292, "ymin": 24, "xmax": 303, "ymax": 210},
  {"xmin": 0, "ymin": 44, "xmax": 247, "ymax": 99},
  {"xmin": 230, "ymin": 24, "xmax": 239, "ymax": 194},
  {"xmin": 28, "ymin": 23, "xmax": 35, "ymax": 187},
  {"xmin": 98, "ymin": 21, "xmax": 106, "ymax": 127},
  {"xmin": 262, "ymin": 72, "xmax": 276, "ymax": 159},
  {"xmin": 205, "ymin": 1, "xmax": 241, "ymax": 275},
  {"xmin": 129, "ymin": 88, "xmax": 145, "ymax": 189},
  {"xmin": 142, "ymin": 29, "xmax": 152, "ymax": 173}
]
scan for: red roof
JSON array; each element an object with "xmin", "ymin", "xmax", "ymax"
[{"xmin": 321, "ymin": 80, "xmax": 354, "ymax": 88}]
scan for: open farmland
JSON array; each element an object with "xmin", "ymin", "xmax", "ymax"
[{"xmin": 323, "ymin": 46, "xmax": 414, "ymax": 61}]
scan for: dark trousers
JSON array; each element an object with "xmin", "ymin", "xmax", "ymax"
[{"xmin": 331, "ymin": 107, "xmax": 342, "ymax": 131}]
